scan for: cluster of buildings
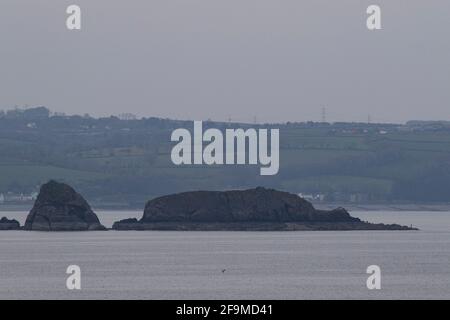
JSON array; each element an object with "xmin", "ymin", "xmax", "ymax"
[
  {"xmin": 298, "ymin": 193, "xmax": 325, "ymax": 202},
  {"xmin": 298, "ymin": 192, "xmax": 376, "ymax": 203},
  {"xmin": 0, "ymin": 192, "xmax": 38, "ymax": 204}
]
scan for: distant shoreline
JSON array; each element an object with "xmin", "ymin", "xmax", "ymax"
[
  {"xmin": 314, "ymin": 203, "xmax": 450, "ymax": 212},
  {"xmin": 2, "ymin": 203, "xmax": 450, "ymax": 212}
]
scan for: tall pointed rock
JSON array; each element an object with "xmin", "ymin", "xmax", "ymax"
[{"xmin": 25, "ymin": 180, "xmax": 106, "ymax": 231}]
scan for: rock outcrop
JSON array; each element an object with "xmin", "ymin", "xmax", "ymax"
[
  {"xmin": 0, "ymin": 217, "xmax": 21, "ymax": 230},
  {"xmin": 113, "ymin": 187, "xmax": 415, "ymax": 231},
  {"xmin": 24, "ymin": 180, "xmax": 106, "ymax": 231}
]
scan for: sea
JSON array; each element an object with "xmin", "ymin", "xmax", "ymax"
[{"xmin": 0, "ymin": 210, "xmax": 449, "ymax": 300}]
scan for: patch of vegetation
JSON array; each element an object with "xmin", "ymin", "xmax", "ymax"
[{"xmin": 2, "ymin": 106, "xmax": 450, "ymax": 204}]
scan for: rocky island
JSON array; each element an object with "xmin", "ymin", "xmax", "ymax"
[
  {"xmin": 0, "ymin": 217, "xmax": 21, "ymax": 230},
  {"xmin": 24, "ymin": 180, "xmax": 106, "ymax": 231},
  {"xmin": 113, "ymin": 187, "xmax": 415, "ymax": 231},
  {"xmin": 0, "ymin": 181, "xmax": 415, "ymax": 232}
]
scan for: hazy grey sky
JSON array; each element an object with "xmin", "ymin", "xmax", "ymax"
[{"xmin": 0, "ymin": 0, "xmax": 449, "ymax": 123}]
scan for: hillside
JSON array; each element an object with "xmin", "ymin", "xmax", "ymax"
[{"xmin": 1, "ymin": 106, "xmax": 450, "ymax": 206}]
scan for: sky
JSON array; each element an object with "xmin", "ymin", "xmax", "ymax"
[{"xmin": 0, "ymin": 0, "xmax": 449, "ymax": 123}]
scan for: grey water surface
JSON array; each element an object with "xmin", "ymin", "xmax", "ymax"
[{"xmin": 0, "ymin": 211, "xmax": 449, "ymax": 299}]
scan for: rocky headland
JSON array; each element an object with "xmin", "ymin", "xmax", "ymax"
[
  {"xmin": 24, "ymin": 180, "xmax": 106, "ymax": 231},
  {"xmin": 112, "ymin": 187, "xmax": 415, "ymax": 231}
]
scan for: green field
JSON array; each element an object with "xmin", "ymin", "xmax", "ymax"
[{"xmin": 1, "ymin": 114, "xmax": 450, "ymax": 204}]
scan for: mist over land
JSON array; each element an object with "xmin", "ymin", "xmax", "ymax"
[
  {"xmin": 1, "ymin": 2, "xmax": 450, "ymax": 207},
  {"xmin": 1, "ymin": 1, "xmax": 450, "ymax": 303},
  {"xmin": 1, "ymin": 106, "xmax": 450, "ymax": 208}
]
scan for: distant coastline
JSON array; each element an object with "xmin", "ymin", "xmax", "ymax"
[
  {"xmin": 0, "ymin": 182, "xmax": 417, "ymax": 231},
  {"xmin": 3, "ymin": 106, "xmax": 450, "ymax": 205},
  {"xmin": 3, "ymin": 202, "xmax": 450, "ymax": 212},
  {"xmin": 314, "ymin": 203, "xmax": 450, "ymax": 212}
]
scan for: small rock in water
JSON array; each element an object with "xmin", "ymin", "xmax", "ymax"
[{"xmin": 0, "ymin": 217, "xmax": 21, "ymax": 230}]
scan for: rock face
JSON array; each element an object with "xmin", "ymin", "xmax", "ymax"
[
  {"xmin": 25, "ymin": 180, "xmax": 106, "ymax": 231},
  {"xmin": 141, "ymin": 187, "xmax": 356, "ymax": 223},
  {"xmin": 112, "ymin": 187, "xmax": 415, "ymax": 231},
  {"xmin": 0, "ymin": 217, "xmax": 21, "ymax": 230}
]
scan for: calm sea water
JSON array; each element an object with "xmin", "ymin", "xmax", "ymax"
[{"xmin": 0, "ymin": 210, "xmax": 449, "ymax": 300}]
